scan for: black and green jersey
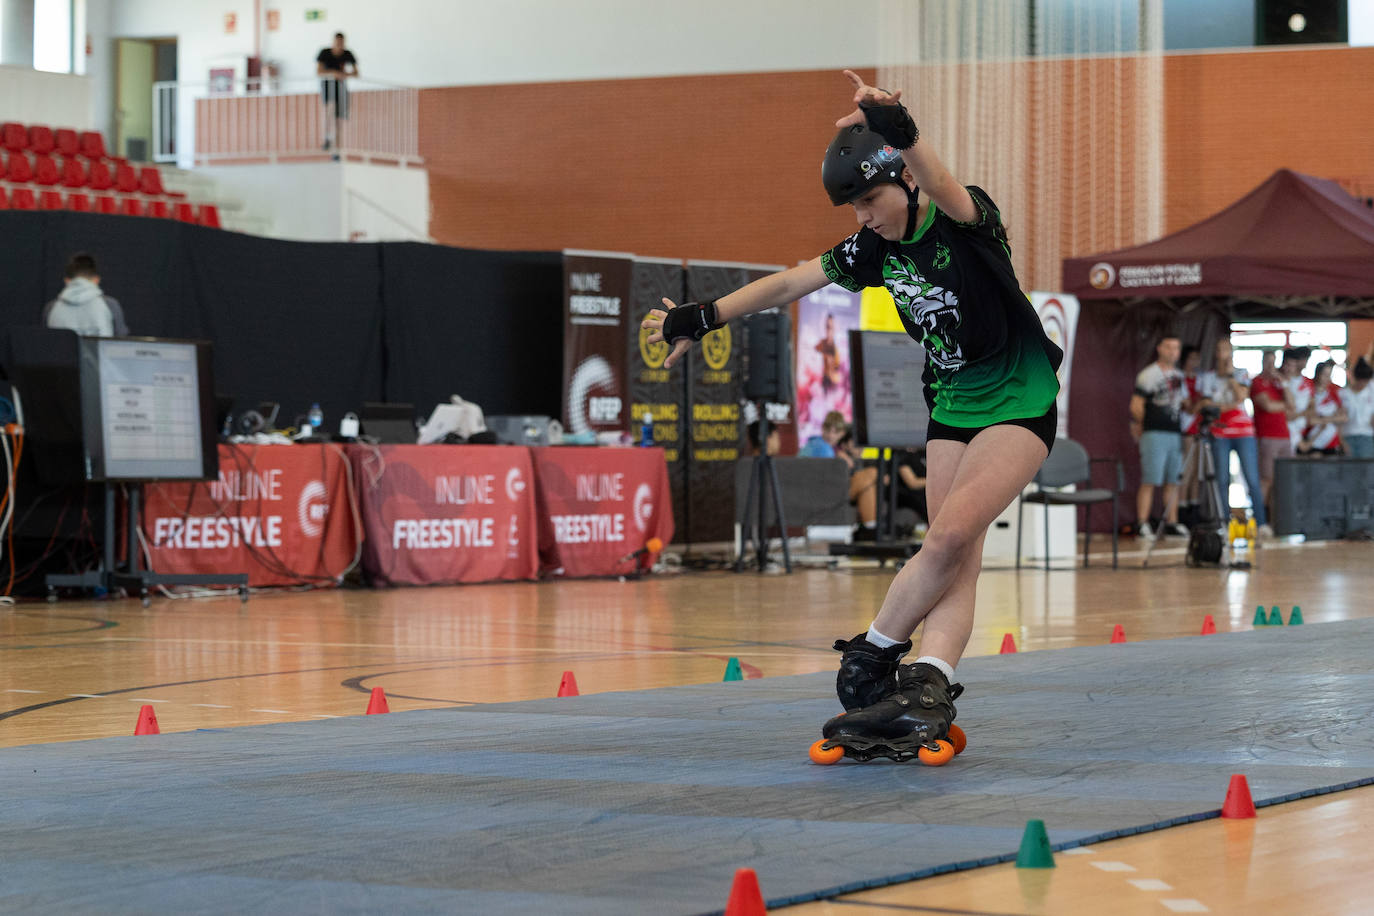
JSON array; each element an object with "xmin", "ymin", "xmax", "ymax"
[{"xmin": 819, "ymin": 186, "xmax": 1062, "ymax": 428}]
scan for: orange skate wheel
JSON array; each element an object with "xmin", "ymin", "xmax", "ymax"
[
  {"xmin": 809, "ymin": 739, "xmax": 845, "ymax": 765},
  {"xmin": 917, "ymin": 739, "xmax": 956, "ymax": 766},
  {"xmin": 946, "ymin": 724, "xmax": 967, "ymax": 755}
]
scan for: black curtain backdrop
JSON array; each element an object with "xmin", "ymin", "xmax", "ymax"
[
  {"xmin": 381, "ymin": 242, "xmax": 564, "ymax": 418},
  {"xmin": 0, "ymin": 212, "xmax": 564, "ymax": 428}
]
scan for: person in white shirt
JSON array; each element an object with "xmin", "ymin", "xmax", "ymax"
[
  {"xmin": 1300, "ymin": 361, "xmax": 1346, "ymax": 456},
  {"xmin": 42, "ymin": 253, "xmax": 129, "ymax": 337},
  {"xmin": 1343, "ymin": 358, "xmax": 1374, "ymax": 458},
  {"xmin": 1128, "ymin": 336, "xmax": 1188, "ymax": 538},
  {"xmin": 1196, "ymin": 338, "xmax": 1265, "ymax": 529}
]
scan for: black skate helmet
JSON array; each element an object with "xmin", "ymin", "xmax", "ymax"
[{"xmin": 822, "ymin": 123, "xmax": 912, "ymax": 206}]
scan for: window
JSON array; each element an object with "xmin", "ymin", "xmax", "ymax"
[
  {"xmin": 33, "ymin": 0, "xmax": 83, "ymax": 75},
  {"xmin": 1232, "ymin": 321, "xmax": 1348, "ymax": 386}
]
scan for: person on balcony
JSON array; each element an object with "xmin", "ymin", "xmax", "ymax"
[{"xmin": 316, "ymin": 32, "xmax": 358, "ymax": 152}]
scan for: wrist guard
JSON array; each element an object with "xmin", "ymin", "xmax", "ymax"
[
  {"xmin": 860, "ymin": 100, "xmax": 919, "ymax": 150},
  {"xmin": 662, "ymin": 300, "xmax": 723, "ymax": 343}
]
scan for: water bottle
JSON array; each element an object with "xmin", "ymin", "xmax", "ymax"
[
  {"xmin": 639, "ymin": 411, "xmax": 654, "ymax": 447},
  {"xmin": 307, "ymin": 403, "xmax": 324, "ymax": 435}
]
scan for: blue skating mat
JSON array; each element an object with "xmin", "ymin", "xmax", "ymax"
[{"xmin": 3, "ymin": 620, "xmax": 1373, "ymax": 914}]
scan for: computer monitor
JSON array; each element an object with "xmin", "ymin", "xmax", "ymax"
[
  {"xmin": 361, "ymin": 401, "xmax": 418, "ymax": 444},
  {"xmin": 849, "ymin": 330, "xmax": 930, "ymax": 449}
]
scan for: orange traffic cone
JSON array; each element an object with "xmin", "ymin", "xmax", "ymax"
[
  {"xmin": 365, "ymin": 687, "xmax": 390, "ymax": 715},
  {"xmin": 557, "ymin": 670, "xmax": 580, "ymax": 697},
  {"xmin": 999, "ymin": 633, "xmax": 1018, "ymax": 654},
  {"xmin": 723, "ymin": 867, "xmax": 767, "ymax": 915},
  {"xmin": 133, "ymin": 704, "xmax": 160, "ymax": 735},
  {"xmin": 1221, "ymin": 774, "xmax": 1257, "ymax": 819},
  {"xmin": 1201, "ymin": 615, "xmax": 1217, "ymax": 634},
  {"xmin": 1109, "ymin": 624, "xmax": 1127, "ymax": 643}
]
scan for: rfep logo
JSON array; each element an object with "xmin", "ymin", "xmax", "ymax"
[
  {"xmin": 632, "ymin": 483, "xmax": 653, "ymax": 532},
  {"xmin": 505, "ymin": 467, "xmax": 526, "ymax": 502},
  {"xmin": 297, "ymin": 480, "xmax": 329, "ymax": 537}
]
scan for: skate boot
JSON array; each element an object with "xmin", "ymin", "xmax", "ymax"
[
  {"xmin": 811, "ymin": 662, "xmax": 966, "ymax": 765},
  {"xmin": 832, "ymin": 633, "xmax": 912, "ymax": 711}
]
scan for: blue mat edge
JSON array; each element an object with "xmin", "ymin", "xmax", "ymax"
[{"xmin": 687, "ymin": 775, "xmax": 1374, "ymax": 915}]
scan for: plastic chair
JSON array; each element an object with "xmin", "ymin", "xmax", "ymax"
[
  {"xmin": 173, "ymin": 201, "xmax": 196, "ymax": 222},
  {"xmin": 88, "ymin": 158, "xmax": 114, "ymax": 191},
  {"xmin": 120, "ymin": 197, "xmax": 144, "ymax": 217},
  {"xmin": 32, "ymin": 154, "xmax": 60, "ymax": 186},
  {"xmin": 10, "ymin": 188, "xmax": 36, "ymax": 210},
  {"xmin": 198, "ymin": 204, "xmax": 221, "ymax": 228},
  {"xmin": 138, "ymin": 166, "xmax": 166, "ymax": 196},
  {"xmin": 67, "ymin": 192, "xmax": 92, "ymax": 212},
  {"xmin": 0, "ymin": 187, "xmax": 8, "ymax": 209},
  {"xmin": 7, "ymin": 151, "xmax": 33, "ymax": 183},
  {"xmin": 54, "ymin": 128, "xmax": 79, "ymax": 157},
  {"xmin": 78, "ymin": 130, "xmax": 107, "ymax": 159},
  {"xmin": 39, "ymin": 190, "xmax": 64, "ymax": 210},
  {"xmin": 60, "ymin": 156, "xmax": 87, "ymax": 188},
  {"xmin": 114, "ymin": 162, "xmax": 139, "ymax": 193},
  {"xmin": 148, "ymin": 199, "xmax": 170, "ymax": 218},
  {"xmin": 95, "ymin": 195, "xmax": 118, "ymax": 214},
  {"xmin": 1016, "ymin": 437, "xmax": 1123, "ymax": 570},
  {"xmin": 28, "ymin": 125, "xmax": 54, "ymax": 154},
  {"xmin": 1, "ymin": 122, "xmax": 27, "ymax": 152}
]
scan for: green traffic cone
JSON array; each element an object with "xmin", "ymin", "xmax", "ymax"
[
  {"xmin": 1015, "ymin": 819, "xmax": 1056, "ymax": 869},
  {"xmin": 1267, "ymin": 605, "xmax": 1283, "ymax": 626},
  {"xmin": 1289, "ymin": 605, "xmax": 1303, "ymax": 625},
  {"xmin": 723, "ymin": 657, "xmax": 743, "ymax": 681},
  {"xmin": 1253, "ymin": 605, "xmax": 1268, "ymax": 626}
]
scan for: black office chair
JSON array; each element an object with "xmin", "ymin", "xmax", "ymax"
[{"xmin": 1016, "ymin": 437, "xmax": 1123, "ymax": 570}]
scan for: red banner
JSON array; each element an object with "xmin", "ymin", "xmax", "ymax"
[
  {"xmin": 531, "ymin": 446, "xmax": 674, "ymax": 578},
  {"xmin": 350, "ymin": 444, "xmax": 539, "ymax": 586},
  {"xmin": 142, "ymin": 444, "xmax": 359, "ymax": 587}
]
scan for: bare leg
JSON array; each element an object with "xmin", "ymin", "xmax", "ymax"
[
  {"xmin": 871, "ymin": 426, "xmax": 1049, "ymax": 665},
  {"xmin": 849, "ymin": 467, "xmax": 878, "ymax": 524},
  {"xmin": 1136, "ymin": 484, "xmax": 1155, "ymax": 526},
  {"xmin": 1161, "ymin": 482, "xmax": 1180, "ymax": 524}
]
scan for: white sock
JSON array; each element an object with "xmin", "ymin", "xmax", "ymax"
[
  {"xmin": 865, "ymin": 624, "xmax": 904, "ymax": 649},
  {"xmin": 914, "ymin": 655, "xmax": 955, "ymax": 681},
  {"xmin": 862, "ymin": 521, "xmax": 876, "ymax": 529}
]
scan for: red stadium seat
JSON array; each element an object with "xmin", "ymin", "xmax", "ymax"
[
  {"xmin": 54, "ymin": 128, "xmax": 79, "ymax": 157},
  {"xmin": 28, "ymin": 125, "xmax": 54, "ymax": 154},
  {"xmin": 138, "ymin": 166, "xmax": 166, "ymax": 196},
  {"xmin": 33, "ymin": 154, "xmax": 60, "ymax": 186},
  {"xmin": 11, "ymin": 188, "xmax": 36, "ymax": 210},
  {"xmin": 78, "ymin": 130, "xmax": 107, "ymax": 159},
  {"xmin": 148, "ymin": 199, "xmax": 170, "ymax": 218},
  {"xmin": 120, "ymin": 197, "xmax": 144, "ymax": 216},
  {"xmin": 114, "ymin": 162, "xmax": 139, "ymax": 193},
  {"xmin": 95, "ymin": 195, "xmax": 118, "ymax": 214},
  {"xmin": 1, "ymin": 122, "xmax": 27, "ymax": 152},
  {"xmin": 6, "ymin": 151, "xmax": 33, "ymax": 183},
  {"xmin": 88, "ymin": 158, "xmax": 113, "ymax": 190},
  {"xmin": 39, "ymin": 189, "xmax": 64, "ymax": 210},
  {"xmin": 198, "ymin": 204, "xmax": 221, "ymax": 228},
  {"xmin": 67, "ymin": 192, "xmax": 92, "ymax": 212},
  {"xmin": 0, "ymin": 152, "xmax": 6, "ymax": 181},
  {"xmin": 60, "ymin": 156, "xmax": 87, "ymax": 188},
  {"xmin": 173, "ymin": 201, "xmax": 196, "ymax": 222},
  {"xmin": 0, "ymin": 187, "xmax": 7, "ymax": 209}
]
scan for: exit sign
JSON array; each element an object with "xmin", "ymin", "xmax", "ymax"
[{"xmin": 305, "ymin": 9, "xmax": 325, "ymax": 21}]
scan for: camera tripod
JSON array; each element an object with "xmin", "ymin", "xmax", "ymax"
[{"xmin": 1142, "ymin": 425, "xmax": 1227, "ymax": 568}]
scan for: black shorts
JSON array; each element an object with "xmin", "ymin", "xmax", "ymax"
[
  {"xmin": 927, "ymin": 402, "xmax": 1058, "ymax": 454},
  {"xmin": 321, "ymin": 79, "xmax": 350, "ymax": 118}
]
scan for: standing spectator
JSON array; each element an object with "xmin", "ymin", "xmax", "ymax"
[
  {"xmin": 1250, "ymin": 348, "xmax": 1296, "ymax": 528},
  {"xmin": 1197, "ymin": 337, "xmax": 1266, "ymax": 530},
  {"xmin": 1176, "ymin": 344, "xmax": 1204, "ymax": 518},
  {"xmin": 42, "ymin": 253, "xmax": 129, "ymax": 337},
  {"xmin": 316, "ymin": 32, "xmax": 358, "ymax": 152},
  {"xmin": 1281, "ymin": 347, "xmax": 1314, "ymax": 450},
  {"xmin": 1129, "ymin": 335, "xmax": 1188, "ymax": 537},
  {"xmin": 1299, "ymin": 361, "xmax": 1346, "ymax": 456},
  {"xmin": 1342, "ymin": 357, "xmax": 1374, "ymax": 458}
]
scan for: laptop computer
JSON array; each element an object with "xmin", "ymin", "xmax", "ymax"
[{"xmin": 361, "ymin": 402, "xmax": 418, "ymax": 444}]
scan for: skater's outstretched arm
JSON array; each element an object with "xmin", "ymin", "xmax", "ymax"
[
  {"xmin": 835, "ymin": 70, "xmax": 978, "ymax": 225},
  {"xmin": 641, "ymin": 257, "xmax": 830, "ymax": 369}
]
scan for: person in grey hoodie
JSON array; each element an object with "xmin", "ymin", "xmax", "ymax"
[{"xmin": 42, "ymin": 253, "xmax": 129, "ymax": 337}]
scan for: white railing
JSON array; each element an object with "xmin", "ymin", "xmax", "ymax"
[{"xmin": 153, "ymin": 77, "xmax": 421, "ymax": 169}]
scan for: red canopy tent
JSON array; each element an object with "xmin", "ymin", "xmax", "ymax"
[{"xmin": 1059, "ymin": 169, "xmax": 1374, "ymax": 529}]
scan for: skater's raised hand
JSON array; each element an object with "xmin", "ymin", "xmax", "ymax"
[
  {"xmin": 642, "ymin": 298, "xmax": 719, "ymax": 369},
  {"xmin": 836, "ymin": 69, "xmax": 904, "ymax": 128}
]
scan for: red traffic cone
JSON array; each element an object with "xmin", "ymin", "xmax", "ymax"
[
  {"xmin": 133, "ymin": 704, "xmax": 160, "ymax": 735},
  {"xmin": 1221, "ymin": 773, "xmax": 1257, "ymax": 819},
  {"xmin": 1201, "ymin": 614, "xmax": 1217, "ymax": 635},
  {"xmin": 999, "ymin": 633, "xmax": 1018, "ymax": 654},
  {"xmin": 1109, "ymin": 624, "xmax": 1127, "ymax": 643},
  {"xmin": 365, "ymin": 687, "xmax": 390, "ymax": 715},
  {"xmin": 723, "ymin": 867, "xmax": 767, "ymax": 916},
  {"xmin": 557, "ymin": 670, "xmax": 580, "ymax": 697}
]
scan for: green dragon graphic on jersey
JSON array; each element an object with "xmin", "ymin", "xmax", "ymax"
[{"xmin": 883, "ymin": 254, "xmax": 964, "ymax": 371}]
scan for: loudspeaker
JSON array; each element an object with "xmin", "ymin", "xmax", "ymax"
[
  {"xmin": 743, "ymin": 311, "xmax": 794, "ymax": 403},
  {"xmin": 1257, "ymin": 1, "xmax": 1346, "ymax": 45}
]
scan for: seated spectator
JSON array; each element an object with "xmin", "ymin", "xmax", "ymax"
[
  {"xmin": 799, "ymin": 410, "xmax": 847, "ymax": 457},
  {"xmin": 834, "ymin": 429, "xmax": 879, "ymax": 540},
  {"xmin": 1344, "ymin": 357, "xmax": 1374, "ymax": 459},
  {"xmin": 894, "ymin": 447, "xmax": 928, "ymax": 532},
  {"xmin": 42, "ymin": 253, "xmax": 129, "ymax": 337},
  {"xmin": 745, "ymin": 420, "xmax": 781, "ymax": 457},
  {"xmin": 1299, "ymin": 360, "xmax": 1346, "ymax": 457}
]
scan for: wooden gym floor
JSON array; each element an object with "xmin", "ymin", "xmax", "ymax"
[{"xmin": 3, "ymin": 536, "xmax": 1371, "ymax": 914}]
